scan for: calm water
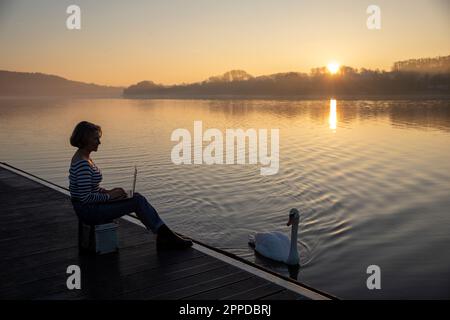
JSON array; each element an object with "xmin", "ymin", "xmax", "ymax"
[{"xmin": 1, "ymin": 97, "xmax": 449, "ymax": 299}]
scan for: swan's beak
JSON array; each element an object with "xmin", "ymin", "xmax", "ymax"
[{"xmin": 287, "ymin": 216, "xmax": 294, "ymax": 226}]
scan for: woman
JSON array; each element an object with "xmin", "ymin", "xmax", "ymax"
[{"xmin": 69, "ymin": 121, "xmax": 192, "ymax": 250}]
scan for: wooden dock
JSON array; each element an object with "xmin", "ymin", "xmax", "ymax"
[{"xmin": 0, "ymin": 163, "xmax": 333, "ymax": 300}]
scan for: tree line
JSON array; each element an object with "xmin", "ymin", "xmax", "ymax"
[{"xmin": 123, "ymin": 56, "xmax": 450, "ymax": 98}]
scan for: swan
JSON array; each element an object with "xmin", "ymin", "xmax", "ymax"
[{"xmin": 248, "ymin": 208, "xmax": 300, "ymax": 266}]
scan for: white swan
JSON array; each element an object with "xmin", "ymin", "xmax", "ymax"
[{"xmin": 249, "ymin": 208, "xmax": 300, "ymax": 266}]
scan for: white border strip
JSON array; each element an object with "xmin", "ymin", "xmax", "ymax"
[{"xmin": 0, "ymin": 162, "xmax": 330, "ymax": 300}]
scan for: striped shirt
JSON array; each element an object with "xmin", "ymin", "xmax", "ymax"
[{"xmin": 69, "ymin": 159, "xmax": 110, "ymax": 204}]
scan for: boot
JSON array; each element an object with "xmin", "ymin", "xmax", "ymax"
[{"xmin": 156, "ymin": 224, "xmax": 193, "ymax": 250}]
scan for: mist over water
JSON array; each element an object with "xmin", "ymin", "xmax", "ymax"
[{"xmin": 1, "ymin": 97, "xmax": 449, "ymax": 299}]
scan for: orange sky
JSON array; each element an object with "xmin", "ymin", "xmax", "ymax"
[{"xmin": 0, "ymin": 0, "xmax": 449, "ymax": 86}]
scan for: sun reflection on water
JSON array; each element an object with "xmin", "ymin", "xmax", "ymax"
[{"xmin": 329, "ymin": 99, "xmax": 337, "ymax": 131}]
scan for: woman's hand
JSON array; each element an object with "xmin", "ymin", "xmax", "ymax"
[{"xmin": 107, "ymin": 188, "xmax": 127, "ymax": 200}]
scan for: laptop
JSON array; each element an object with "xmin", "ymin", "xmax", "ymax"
[{"xmin": 110, "ymin": 166, "xmax": 137, "ymax": 201}]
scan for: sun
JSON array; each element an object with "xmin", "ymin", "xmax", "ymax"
[{"xmin": 327, "ymin": 62, "xmax": 340, "ymax": 74}]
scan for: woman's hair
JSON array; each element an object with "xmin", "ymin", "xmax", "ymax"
[{"xmin": 70, "ymin": 121, "xmax": 102, "ymax": 148}]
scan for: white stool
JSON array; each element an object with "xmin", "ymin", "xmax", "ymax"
[{"xmin": 78, "ymin": 220, "xmax": 119, "ymax": 255}]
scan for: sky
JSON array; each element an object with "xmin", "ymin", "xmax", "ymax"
[{"xmin": 0, "ymin": 0, "xmax": 449, "ymax": 86}]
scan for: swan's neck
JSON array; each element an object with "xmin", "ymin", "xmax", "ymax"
[{"xmin": 287, "ymin": 220, "xmax": 299, "ymax": 264}]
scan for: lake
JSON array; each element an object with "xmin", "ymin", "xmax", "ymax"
[{"xmin": 0, "ymin": 97, "xmax": 449, "ymax": 299}]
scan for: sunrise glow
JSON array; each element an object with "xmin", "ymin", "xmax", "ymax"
[{"xmin": 327, "ymin": 63, "xmax": 340, "ymax": 74}]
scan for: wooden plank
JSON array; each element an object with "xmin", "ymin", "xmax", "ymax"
[
  {"xmin": 40, "ymin": 254, "xmax": 226, "ymax": 300},
  {"xmin": 261, "ymin": 289, "xmax": 310, "ymax": 300},
  {"xmin": 1, "ymin": 238, "xmax": 202, "ymax": 289},
  {"xmin": 1, "ymin": 249, "xmax": 215, "ymax": 299},
  {"xmin": 221, "ymin": 282, "xmax": 284, "ymax": 300},
  {"xmin": 184, "ymin": 276, "xmax": 269, "ymax": 300},
  {"xmin": 121, "ymin": 266, "xmax": 250, "ymax": 300}
]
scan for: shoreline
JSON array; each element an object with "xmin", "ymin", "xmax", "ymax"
[{"xmin": 122, "ymin": 93, "xmax": 450, "ymax": 101}]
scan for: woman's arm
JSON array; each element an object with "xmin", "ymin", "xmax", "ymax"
[
  {"xmin": 99, "ymin": 187, "xmax": 127, "ymax": 199},
  {"xmin": 74, "ymin": 164, "xmax": 110, "ymax": 204}
]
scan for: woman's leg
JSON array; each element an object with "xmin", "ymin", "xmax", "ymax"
[
  {"xmin": 131, "ymin": 194, "xmax": 193, "ymax": 248},
  {"xmin": 131, "ymin": 193, "xmax": 165, "ymax": 233},
  {"xmin": 75, "ymin": 193, "xmax": 192, "ymax": 249},
  {"xmin": 75, "ymin": 193, "xmax": 164, "ymax": 233}
]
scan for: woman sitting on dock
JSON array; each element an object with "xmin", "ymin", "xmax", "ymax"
[{"xmin": 69, "ymin": 121, "xmax": 192, "ymax": 250}]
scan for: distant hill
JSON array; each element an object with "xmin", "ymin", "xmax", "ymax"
[
  {"xmin": 0, "ymin": 70, "xmax": 123, "ymax": 97},
  {"xmin": 124, "ymin": 56, "xmax": 450, "ymax": 98}
]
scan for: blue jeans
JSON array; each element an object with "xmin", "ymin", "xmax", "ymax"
[{"xmin": 72, "ymin": 192, "xmax": 165, "ymax": 233}]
